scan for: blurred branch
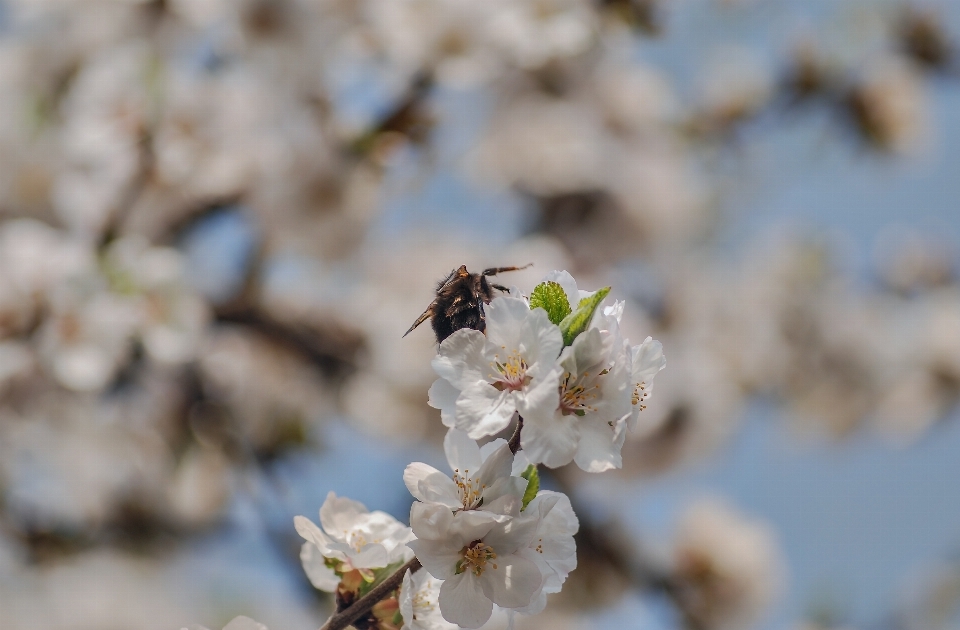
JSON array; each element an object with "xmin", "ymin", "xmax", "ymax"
[{"xmin": 320, "ymin": 557, "xmax": 422, "ymax": 630}]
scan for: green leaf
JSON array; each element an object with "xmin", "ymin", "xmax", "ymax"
[
  {"xmin": 558, "ymin": 286, "xmax": 611, "ymax": 346},
  {"xmin": 520, "ymin": 464, "xmax": 539, "ymax": 511},
  {"xmin": 529, "ymin": 281, "xmax": 572, "ymax": 325}
]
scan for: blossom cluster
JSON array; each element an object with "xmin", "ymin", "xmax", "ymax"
[
  {"xmin": 429, "ymin": 270, "xmax": 665, "ymax": 472},
  {"xmin": 290, "ymin": 271, "xmax": 660, "ymax": 629}
]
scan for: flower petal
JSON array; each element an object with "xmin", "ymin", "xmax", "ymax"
[
  {"xmin": 519, "ymin": 308, "xmax": 563, "ymax": 378},
  {"xmin": 405, "ymin": 462, "xmax": 461, "ymax": 508},
  {"xmin": 300, "ymin": 542, "xmax": 340, "ymax": 592},
  {"xmin": 520, "ymin": 409, "xmax": 579, "ymax": 469},
  {"xmin": 483, "ymin": 509, "xmax": 540, "ymax": 555},
  {"xmin": 632, "ymin": 337, "xmax": 666, "ymax": 383},
  {"xmin": 574, "ymin": 416, "xmax": 626, "ymax": 472},
  {"xmin": 319, "ymin": 491, "xmax": 369, "ymax": 537},
  {"xmin": 410, "ymin": 501, "xmax": 455, "ymax": 540},
  {"xmin": 444, "ymin": 428, "xmax": 483, "ymax": 474},
  {"xmin": 451, "ymin": 509, "xmax": 501, "ymax": 542},
  {"xmin": 429, "ymin": 378, "xmax": 461, "ymax": 428},
  {"xmin": 479, "ymin": 554, "xmax": 542, "ymax": 609},
  {"xmin": 478, "ymin": 438, "xmax": 508, "ymax": 462},
  {"xmin": 399, "ymin": 569, "xmax": 415, "ymax": 623},
  {"xmin": 516, "ymin": 367, "xmax": 560, "ymax": 422},
  {"xmin": 483, "ymin": 297, "xmax": 531, "ymax": 351},
  {"xmin": 440, "ymin": 572, "xmax": 493, "ymax": 629},
  {"xmin": 408, "ymin": 538, "xmax": 463, "ymax": 581},
  {"xmin": 455, "ymin": 382, "xmax": 516, "ymax": 439},
  {"xmin": 433, "ymin": 329, "xmax": 490, "ymax": 389},
  {"xmin": 475, "ymin": 441, "xmax": 514, "ymax": 490},
  {"xmin": 350, "ymin": 542, "xmax": 390, "ymax": 569},
  {"xmin": 293, "ymin": 515, "xmax": 338, "ymax": 555}
]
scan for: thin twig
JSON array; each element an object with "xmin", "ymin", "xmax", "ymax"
[{"xmin": 320, "ymin": 557, "xmax": 422, "ymax": 630}]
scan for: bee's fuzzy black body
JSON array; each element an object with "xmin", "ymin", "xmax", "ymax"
[{"xmin": 404, "ymin": 264, "xmax": 530, "ymax": 344}]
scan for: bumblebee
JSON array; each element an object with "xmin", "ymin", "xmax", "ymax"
[{"xmin": 404, "ymin": 264, "xmax": 531, "ymax": 343}]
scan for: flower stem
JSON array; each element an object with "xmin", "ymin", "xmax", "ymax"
[
  {"xmin": 320, "ymin": 557, "xmax": 421, "ymax": 630},
  {"xmin": 508, "ymin": 415, "xmax": 524, "ymax": 454}
]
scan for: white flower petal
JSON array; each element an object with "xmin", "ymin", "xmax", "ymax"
[
  {"xmin": 559, "ymin": 327, "xmax": 604, "ymax": 377},
  {"xmin": 455, "ymin": 382, "xmax": 516, "ymax": 439},
  {"xmin": 512, "ymin": 589, "xmax": 548, "ymax": 615},
  {"xmin": 440, "ymin": 572, "xmax": 493, "ymax": 629},
  {"xmin": 408, "ymin": 539, "xmax": 463, "ymax": 581},
  {"xmin": 451, "ymin": 509, "xmax": 502, "ymax": 541},
  {"xmin": 429, "ymin": 378, "xmax": 461, "ymax": 428},
  {"xmin": 632, "ymin": 337, "xmax": 666, "ymax": 383},
  {"xmin": 350, "ymin": 543, "xmax": 391, "ymax": 569},
  {"xmin": 520, "ymin": 410, "xmax": 579, "ymax": 469},
  {"xmin": 478, "ymin": 438, "xmax": 509, "ymax": 462},
  {"xmin": 300, "ymin": 542, "xmax": 340, "ymax": 592},
  {"xmin": 573, "ymin": 416, "xmax": 626, "ymax": 472},
  {"xmin": 400, "ymin": 569, "xmax": 416, "ymax": 623},
  {"xmin": 475, "ymin": 442, "xmax": 514, "ymax": 490},
  {"xmin": 410, "ymin": 501, "xmax": 455, "ymax": 540},
  {"xmin": 483, "ymin": 297, "xmax": 532, "ymax": 351},
  {"xmin": 516, "ymin": 368, "xmax": 560, "ymax": 421},
  {"xmin": 518, "ymin": 307, "xmax": 563, "ymax": 378},
  {"xmin": 482, "ymin": 477, "xmax": 526, "ymax": 516},
  {"xmin": 405, "ymin": 462, "xmax": 461, "ymax": 508},
  {"xmin": 478, "ymin": 554, "xmax": 542, "ymax": 609},
  {"xmin": 444, "ymin": 428, "xmax": 483, "ymax": 473},
  {"xmin": 319, "ymin": 492, "xmax": 369, "ymax": 536},
  {"xmin": 294, "ymin": 515, "xmax": 338, "ymax": 555},
  {"xmin": 483, "ymin": 510, "xmax": 540, "ymax": 556},
  {"xmin": 433, "ymin": 329, "xmax": 490, "ymax": 389}
]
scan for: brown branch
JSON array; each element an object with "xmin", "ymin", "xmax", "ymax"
[
  {"xmin": 508, "ymin": 415, "xmax": 524, "ymax": 454},
  {"xmin": 320, "ymin": 557, "xmax": 422, "ymax": 630}
]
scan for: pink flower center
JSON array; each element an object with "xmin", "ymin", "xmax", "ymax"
[
  {"xmin": 491, "ymin": 350, "xmax": 530, "ymax": 392},
  {"xmin": 559, "ymin": 371, "xmax": 600, "ymax": 416}
]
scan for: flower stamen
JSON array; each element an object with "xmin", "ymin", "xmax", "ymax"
[
  {"xmin": 490, "ymin": 350, "xmax": 530, "ymax": 392},
  {"xmin": 457, "ymin": 541, "xmax": 498, "ymax": 576},
  {"xmin": 559, "ymin": 371, "xmax": 601, "ymax": 416},
  {"xmin": 631, "ymin": 381, "xmax": 649, "ymax": 410},
  {"xmin": 452, "ymin": 468, "xmax": 486, "ymax": 510}
]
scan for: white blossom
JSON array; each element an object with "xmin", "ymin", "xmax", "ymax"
[
  {"xmin": 517, "ymin": 271, "xmax": 665, "ymax": 471},
  {"xmin": 404, "ymin": 428, "xmax": 526, "ymax": 515},
  {"xmin": 408, "ymin": 503, "xmax": 542, "ymax": 628},
  {"xmin": 428, "ymin": 296, "xmax": 563, "ymax": 440},
  {"xmin": 399, "ymin": 568, "xmax": 458, "ymax": 630},
  {"xmin": 513, "ymin": 491, "xmax": 579, "ymax": 615},
  {"xmin": 294, "ymin": 492, "xmax": 414, "ymax": 580},
  {"xmin": 521, "ymin": 324, "xmax": 632, "ymax": 471},
  {"xmin": 626, "ymin": 336, "xmax": 667, "ymax": 430}
]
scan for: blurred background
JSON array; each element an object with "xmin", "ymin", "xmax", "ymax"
[{"xmin": 1, "ymin": 0, "xmax": 960, "ymax": 628}]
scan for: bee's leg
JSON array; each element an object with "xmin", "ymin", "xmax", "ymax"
[
  {"xmin": 481, "ymin": 264, "xmax": 532, "ymax": 277},
  {"xmin": 477, "ymin": 294, "xmax": 488, "ymax": 331},
  {"xmin": 490, "ymin": 283, "xmax": 510, "ymax": 293},
  {"xmin": 403, "ymin": 303, "xmax": 434, "ymax": 338}
]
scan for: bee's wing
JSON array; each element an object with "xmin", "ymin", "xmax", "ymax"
[{"xmin": 403, "ymin": 303, "xmax": 435, "ymax": 338}]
